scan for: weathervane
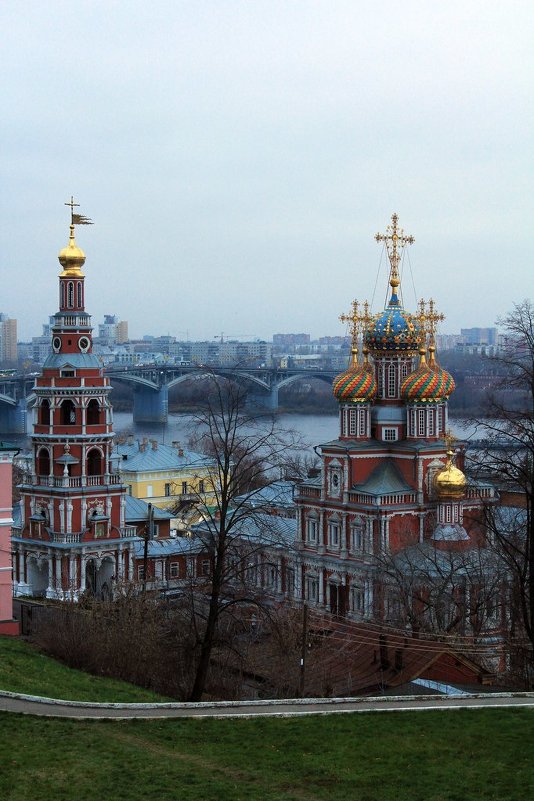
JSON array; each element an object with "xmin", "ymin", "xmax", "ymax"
[{"xmin": 65, "ymin": 195, "xmax": 93, "ymax": 226}]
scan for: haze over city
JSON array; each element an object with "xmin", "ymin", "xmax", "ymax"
[{"xmin": 2, "ymin": 1, "xmax": 532, "ymax": 341}]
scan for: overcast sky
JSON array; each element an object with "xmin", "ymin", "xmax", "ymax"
[{"xmin": 1, "ymin": 1, "xmax": 532, "ymax": 342}]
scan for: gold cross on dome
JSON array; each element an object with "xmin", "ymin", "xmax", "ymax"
[
  {"xmin": 375, "ymin": 213, "xmax": 414, "ymax": 289},
  {"xmin": 426, "ymin": 298, "xmax": 445, "ymax": 337},
  {"xmin": 64, "ymin": 195, "xmax": 80, "ymax": 224}
]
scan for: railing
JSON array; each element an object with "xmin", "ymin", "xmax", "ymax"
[
  {"xmin": 296, "ymin": 486, "xmax": 321, "ymax": 499},
  {"xmin": 35, "ymin": 474, "xmax": 123, "ymax": 488},
  {"xmin": 50, "ymin": 532, "xmax": 82, "ymax": 544},
  {"xmin": 120, "ymin": 526, "xmax": 138, "ymax": 538}
]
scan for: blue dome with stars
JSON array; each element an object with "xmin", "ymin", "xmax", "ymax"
[{"xmin": 364, "ymin": 292, "xmax": 421, "ymax": 354}]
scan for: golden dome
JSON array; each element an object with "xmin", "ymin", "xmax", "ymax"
[
  {"xmin": 58, "ymin": 225, "xmax": 85, "ymax": 277},
  {"xmin": 434, "ymin": 449, "xmax": 466, "ymax": 499}
]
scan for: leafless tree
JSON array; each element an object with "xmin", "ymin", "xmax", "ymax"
[
  {"xmin": 183, "ymin": 376, "xmax": 303, "ymax": 701},
  {"xmin": 468, "ymin": 300, "xmax": 534, "ymax": 675}
]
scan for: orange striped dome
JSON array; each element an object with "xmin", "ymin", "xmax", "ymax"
[{"xmin": 333, "ymin": 352, "xmax": 377, "ymax": 404}]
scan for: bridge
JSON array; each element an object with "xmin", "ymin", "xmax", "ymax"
[{"xmin": 0, "ymin": 366, "xmax": 338, "ymax": 431}]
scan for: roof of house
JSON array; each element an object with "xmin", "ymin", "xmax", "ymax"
[
  {"xmin": 192, "ymin": 512, "xmax": 297, "ymax": 550},
  {"xmin": 116, "ymin": 440, "xmax": 215, "ymax": 473},
  {"xmin": 234, "ymin": 480, "xmax": 296, "ymax": 510},
  {"xmin": 132, "ymin": 535, "xmax": 202, "ymax": 558},
  {"xmin": 125, "ymin": 494, "xmax": 173, "ymax": 522}
]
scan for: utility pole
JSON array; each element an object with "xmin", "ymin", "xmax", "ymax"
[
  {"xmin": 142, "ymin": 502, "xmax": 154, "ymax": 594},
  {"xmin": 299, "ymin": 603, "xmax": 308, "ymax": 698}
]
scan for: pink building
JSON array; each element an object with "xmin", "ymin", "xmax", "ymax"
[{"xmin": 0, "ymin": 442, "xmax": 19, "ymax": 635}]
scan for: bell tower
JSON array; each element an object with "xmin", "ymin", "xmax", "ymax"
[{"xmin": 14, "ymin": 200, "xmax": 138, "ymax": 599}]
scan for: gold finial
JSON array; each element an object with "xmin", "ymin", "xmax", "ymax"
[
  {"xmin": 444, "ymin": 429, "xmax": 456, "ymax": 461},
  {"xmin": 340, "ymin": 300, "xmax": 361, "ymax": 365},
  {"xmin": 375, "ymin": 213, "xmax": 414, "ymax": 299}
]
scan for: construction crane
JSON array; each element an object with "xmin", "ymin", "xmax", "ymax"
[{"xmin": 213, "ymin": 333, "xmax": 256, "ymax": 343}]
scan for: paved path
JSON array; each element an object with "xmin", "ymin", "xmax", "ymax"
[{"xmin": 1, "ymin": 691, "xmax": 534, "ymax": 719}]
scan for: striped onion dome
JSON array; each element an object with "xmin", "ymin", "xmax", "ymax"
[
  {"xmin": 333, "ymin": 350, "xmax": 378, "ymax": 404},
  {"xmin": 401, "ymin": 348, "xmax": 455, "ymax": 402}
]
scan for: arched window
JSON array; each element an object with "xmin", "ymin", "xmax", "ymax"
[
  {"xmin": 77, "ymin": 281, "xmax": 83, "ymax": 307},
  {"xmin": 67, "ymin": 282, "xmax": 74, "ymax": 308},
  {"xmin": 388, "ymin": 364, "xmax": 396, "ymax": 397},
  {"xmin": 37, "ymin": 448, "xmax": 50, "ymax": 476},
  {"xmin": 40, "ymin": 399, "xmax": 50, "ymax": 426},
  {"xmin": 87, "ymin": 448, "xmax": 102, "ymax": 476},
  {"xmin": 60, "ymin": 399, "xmax": 76, "ymax": 425},
  {"xmin": 60, "ymin": 283, "xmax": 65, "ymax": 308},
  {"xmin": 86, "ymin": 399, "xmax": 100, "ymax": 425}
]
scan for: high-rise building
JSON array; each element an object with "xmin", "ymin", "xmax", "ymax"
[
  {"xmin": 0, "ymin": 314, "xmax": 17, "ymax": 363},
  {"xmin": 98, "ymin": 314, "xmax": 129, "ymax": 346}
]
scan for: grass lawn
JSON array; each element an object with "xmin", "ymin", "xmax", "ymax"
[
  {"xmin": 0, "ymin": 636, "xmax": 168, "ymax": 702},
  {"xmin": 0, "ymin": 708, "xmax": 533, "ymax": 801}
]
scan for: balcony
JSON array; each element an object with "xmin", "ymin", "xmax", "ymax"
[
  {"xmin": 296, "ymin": 485, "xmax": 321, "ymax": 499},
  {"xmin": 50, "ymin": 532, "xmax": 82, "ymax": 544},
  {"xmin": 35, "ymin": 474, "xmax": 123, "ymax": 488},
  {"xmin": 119, "ymin": 526, "xmax": 139, "ymax": 539}
]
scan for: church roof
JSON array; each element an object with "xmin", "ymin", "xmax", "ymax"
[{"xmin": 352, "ymin": 460, "xmax": 414, "ymax": 496}]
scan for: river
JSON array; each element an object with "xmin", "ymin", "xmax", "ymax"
[{"xmin": 112, "ymin": 411, "xmax": 478, "ymax": 454}]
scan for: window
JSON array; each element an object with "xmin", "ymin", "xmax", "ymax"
[
  {"xmin": 417, "ymin": 408, "xmax": 425, "ymax": 436},
  {"xmin": 67, "ymin": 281, "xmax": 74, "ymax": 308},
  {"xmin": 127, "ymin": 484, "xmax": 132, "ymax": 496},
  {"xmin": 170, "ymin": 562, "xmax": 180, "ymax": 578},
  {"xmin": 358, "ymin": 408, "xmax": 367, "ymax": 437},
  {"xmin": 305, "ymin": 576, "xmax": 319, "ymax": 603},
  {"xmin": 40, "ymin": 400, "xmax": 50, "ymax": 426},
  {"xmin": 428, "ymin": 409, "xmax": 435, "ymax": 437},
  {"xmin": 181, "ymin": 481, "xmax": 188, "ymax": 495},
  {"xmin": 146, "ymin": 485, "xmax": 153, "ymax": 497},
  {"xmin": 60, "ymin": 399, "xmax": 76, "ymax": 425},
  {"xmin": 138, "ymin": 566, "xmax": 145, "ymax": 581},
  {"xmin": 186, "ymin": 558, "xmax": 195, "ymax": 577},
  {"xmin": 60, "ymin": 283, "xmax": 65, "ymax": 308},
  {"xmin": 94, "ymin": 522, "xmax": 107, "ymax": 538},
  {"xmin": 349, "ymin": 408, "xmax": 357, "ymax": 436},
  {"xmin": 387, "ymin": 364, "xmax": 396, "ymax": 397},
  {"xmin": 87, "ymin": 448, "xmax": 102, "ymax": 476},
  {"xmin": 383, "ymin": 427, "xmax": 397, "ymax": 442},
  {"xmin": 328, "ymin": 521, "xmax": 340, "ymax": 548},
  {"xmin": 350, "ymin": 587, "xmax": 364, "ymax": 614},
  {"xmin": 351, "ymin": 525, "xmax": 364, "ymax": 552},
  {"xmin": 30, "ymin": 520, "xmax": 43, "ymax": 539},
  {"xmin": 77, "ymin": 281, "xmax": 83, "ymax": 307},
  {"xmin": 201, "ymin": 560, "xmax": 211, "ymax": 576},
  {"xmin": 86, "ymin": 399, "xmax": 100, "ymax": 425},
  {"xmin": 61, "ymin": 370, "xmax": 75, "ymax": 378},
  {"xmin": 164, "ymin": 483, "xmax": 171, "ymax": 497},
  {"xmin": 37, "ymin": 448, "xmax": 50, "ymax": 477},
  {"xmin": 306, "ymin": 518, "xmax": 318, "ymax": 543},
  {"xmin": 198, "ymin": 480, "xmax": 205, "ymax": 494}
]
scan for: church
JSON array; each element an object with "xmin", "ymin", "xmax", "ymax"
[{"xmin": 293, "ymin": 215, "xmax": 499, "ymax": 632}]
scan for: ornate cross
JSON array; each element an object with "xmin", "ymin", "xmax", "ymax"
[
  {"xmin": 64, "ymin": 195, "xmax": 80, "ymax": 224},
  {"xmin": 375, "ymin": 213, "xmax": 414, "ymax": 288}
]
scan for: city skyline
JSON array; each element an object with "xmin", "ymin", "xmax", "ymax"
[{"xmin": 2, "ymin": 1, "xmax": 532, "ymax": 341}]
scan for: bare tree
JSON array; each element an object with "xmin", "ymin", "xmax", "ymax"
[
  {"xmin": 375, "ymin": 541, "xmax": 505, "ymax": 644},
  {"xmin": 184, "ymin": 377, "xmax": 302, "ymax": 701},
  {"xmin": 468, "ymin": 300, "xmax": 534, "ymax": 675}
]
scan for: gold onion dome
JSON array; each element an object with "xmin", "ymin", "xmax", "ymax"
[
  {"xmin": 333, "ymin": 348, "xmax": 378, "ymax": 404},
  {"xmin": 401, "ymin": 345, "xmax": 455, "ymax": 402},
  {"xmin": 58, "ymin": 224, "xmax": 85, "ymax": 276},
  {"xmin": 434, "ymin": 448, "xmax": 466, "ymax": 499}
]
